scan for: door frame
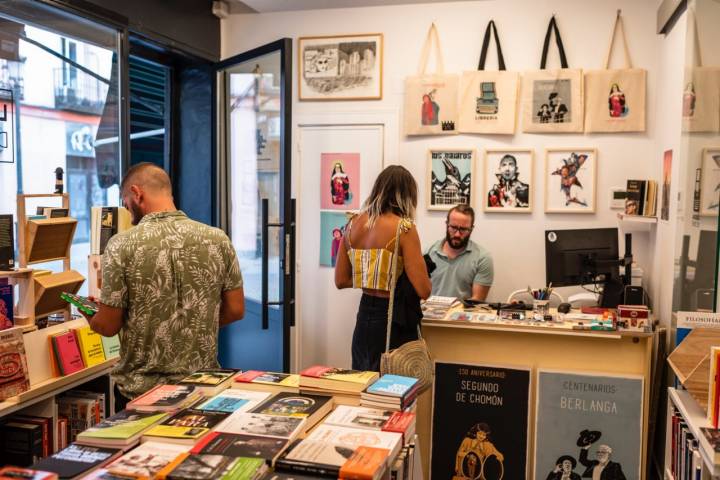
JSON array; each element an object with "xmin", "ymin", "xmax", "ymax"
[
  {"xmin": 292, "ymin": 109, "xmax": 399, "ymax": 371},
  {"xmin": 214, "ymin": 38, "xmax": 294, "ymax": 372}
]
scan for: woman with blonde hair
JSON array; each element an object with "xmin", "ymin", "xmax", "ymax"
[{"xmin": 335, "ymin": 165, "xmax": 432, "ymax": 370}]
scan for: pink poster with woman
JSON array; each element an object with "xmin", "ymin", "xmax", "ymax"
[{"xmin": 321, "ymin": 153, "xmax": 361, "ymax": 210}]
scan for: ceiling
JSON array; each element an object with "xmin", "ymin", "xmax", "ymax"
[{"xmin": 227, "ymin": 0, "xmax": 480, "ymax": 14}]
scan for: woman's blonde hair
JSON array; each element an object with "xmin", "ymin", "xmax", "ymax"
[{"xmin": 362, "ymin": 165, "xmax": 417, "ymax": 227}]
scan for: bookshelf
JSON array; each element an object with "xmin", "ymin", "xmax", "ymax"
[
  {"xmin": 617, "ymin": 212, "xmax": 659, "ymax": 233},
  {"xmin": 667, "ymin": 387, "xmax": 720, "ymax": 477}
]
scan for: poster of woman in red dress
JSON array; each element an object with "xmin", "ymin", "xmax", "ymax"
[
  {"xmin": 321, "ymin": 153, "xmax": 360, "ymax": 210},
  {"xmin": 608, "ymin": 83, "xmax": 628, "ymax": 118}
]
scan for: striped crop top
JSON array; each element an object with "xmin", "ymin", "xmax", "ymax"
[{"xmin": 346, "ymin": 217, "xmax": 413, "ymax": 291}]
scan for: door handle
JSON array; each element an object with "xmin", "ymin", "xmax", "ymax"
[{"xmin": 261, "ymin": 198, "xmax": 284, "ymax": 330}]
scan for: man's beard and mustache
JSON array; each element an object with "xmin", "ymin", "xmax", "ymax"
[{"xmin": 446, "ymin": 230, "xmax": 470, "ymax": 250}]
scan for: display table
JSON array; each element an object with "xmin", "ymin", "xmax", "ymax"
[{"xmin": 414, "ymin": 308, "xmax": 658, "ymax": 480}]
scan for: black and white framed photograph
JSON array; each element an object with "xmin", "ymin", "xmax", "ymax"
[
  {"xmin": 544, "ymin": 148, "xmax": 597, "ymax": 214},
  {"xmin": 700, "ymin": 147, "xmax": 720, "ymax": 216},
  {"xmin": 298, "ymin": 33, "xmax": 383, "ymax": 101},
  {"xmin": 484, "ymin": 149, "xmax": 533, "ymax": 213},
  {"xmin": 427, "ymin": 148, "xmax": 475, "ymax": 211}
]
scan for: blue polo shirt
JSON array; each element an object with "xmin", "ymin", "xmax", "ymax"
[{"xmin": 426, "ymin": 239, "xmax": 494, "ymax": 299}]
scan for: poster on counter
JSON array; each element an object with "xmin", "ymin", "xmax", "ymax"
[
  {"xmin": 431, "ymin": 361, "xmax": 530, "ymax": 480},
  {"xmin": 534, "ymin": 370, "xmax": 643, "ymax": 480}
]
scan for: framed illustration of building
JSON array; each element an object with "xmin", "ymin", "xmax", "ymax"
[
  {"xmin": 483, "ymin": 149, "xmax": 533, "ymax": 213},
  {"xmin": 544, "ymin": 148, "xmax": 597, "ymax": 213},
  {"xmin": 298, "ymin": 33, "xmax": 383, "ymax": 101},
  {"xmin": 427, "ymin": 148, "xmax": 475, "ymax": 211}
]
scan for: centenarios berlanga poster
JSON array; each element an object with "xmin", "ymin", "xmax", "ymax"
[
  {"xmin": 431, "ymin": 362, "xmax": 530, "ymax": 480},
  {"xmin": 534, "ymin": 370, "xmax": 643, "ymax": 480}
]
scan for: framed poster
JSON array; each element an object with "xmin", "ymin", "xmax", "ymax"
[
  {"xmin": 544, "ymin": 148, "xmax": 597, "ymax": 213},
  {"xmin": 0, "ymin": 88, "xmax": 15, "ymax": 164},
  {"xmin": 319, "ymin": 211, "xmax": 348, "ymax": 267},
  {"xmin": 298, "ymin": 34, "xmax": 383, "ymax": 101},
  {"xmin": 427, "ymin": 148, "xmax": 475, "ymax": 211},
  {"xmin": 431, "ymin": 361, "xmax": 530, "ymax": 480},
  {"xmin": 534, "ymin": 370, "xmax": 643, "ymax": 480},
  {"xmin": 320, "ymin": 153, "xmax": 361, "ymax": 210},
  {"xmin": 483, "ymin": 149, "xmax": 533, "ymax": 213},
  {"xmin": 700, "ymin": 148, "xmax": 720, "ymax": 216}
]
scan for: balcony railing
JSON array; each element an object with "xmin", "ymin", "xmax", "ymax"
[{"xmin": 53, "ymin": 68, "xmax": 107, "ymax": 115}]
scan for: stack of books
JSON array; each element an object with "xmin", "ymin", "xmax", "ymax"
[
  {"xmin": 101, "ymin": 440, "xmax": 190, "ymax": 478},
  {"xmin": 30, "ymin": 444, "xmax": 123, "ymax": 479},
  {"xmin": 157, "ymin": 453, "xmax": 267, "ymax": 480},
  {"xmin": 323, "ymin": 405, "xmax": 416, "ymax": 444},
  {"xmin": 248, "ymin": 392, "xmax": 333, "ymax": 433},
  {"xmin": 141, "ymin": 409, "xmax": 230, "ymax": 445},
  {"xmin": 126, "ymin": 384, "xmax": 202, "ymax": 413},
  {"xmin": 625, "ymin": 179, "xmax": 658, "ymax": 217},
  {"xmin": 75, "ymin": 410, "xmax": 168, "ymax": 449},
  {"xmin": 421, "ymin": 295, "xmax": 458, "ymax": 320},
  {"xmin": 233, "ymin": 371, "xmax": 300, "ymax": 394},
  {"xmin": 361, "ymin": 374, "xmax": 420, "ymax": 411},
  {"xmin": 299, "ymin": 365, "xmax": 378, "ymax": 405}
]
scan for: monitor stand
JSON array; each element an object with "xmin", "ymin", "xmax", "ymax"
[{"xmin": 599, "ymin": 276, "xmax": 625, "ymax": 308}]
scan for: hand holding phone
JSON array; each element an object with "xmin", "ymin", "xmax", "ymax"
[{"xmin": 60, "ymin": 292, "xmax": 99, "ymax": 316}]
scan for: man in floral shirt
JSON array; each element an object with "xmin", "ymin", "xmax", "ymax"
[{"xmin": 86, "ymin": 163, "xmax": 245, "ymax": 411}]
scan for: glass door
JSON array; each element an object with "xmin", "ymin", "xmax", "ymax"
[{"xmin": 215, "ymin": 39, "xmax": 294, "ymax": 372}]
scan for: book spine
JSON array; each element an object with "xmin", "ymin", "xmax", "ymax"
[{"xmin": 276, "ymin": 460, "xmax": 340, "ymax": 478}]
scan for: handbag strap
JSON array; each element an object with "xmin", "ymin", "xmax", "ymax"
[
  {"xmin": 478, "ymin": 20, "xmax": 506, "ymax": 71},
  {"xmin": 689, "ymin": 7, "xmax": 703, "ymax": 67},
  {"xmin": 418, "ymin": 23, "xmax": 445, "ymax": 75},
  {"xmin": 603, "ymin": 10, "xmax": 633, "ymax": 69},
  {"xmin": 384, "ymin": 219, "xmax": 403, "ymax": 354},
  {"xmin": 540, "ymin": 15, "xmax": 569, "ymax": 69}
]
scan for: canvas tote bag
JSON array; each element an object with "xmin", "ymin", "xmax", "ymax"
[
  {"xmin": 380, "ymin": 221, "xmax": 433, "ymax": 393},
  {"xmin": 522, "ymin": 16, "xmax": 583, "ymax": 133},
  {"xmin": 404, "ymin": 23, "xmax": 459, "ymax": 136},
  {"xmin": 584, "ymin": 12, "xmax": 646, "ymax": 133},
  {"xmin": 458, "ymin": 20, "xmax": 519, "ymax": 134},
  {"xmin": 683, "ymin": 8, "xmax": 720, "ymax": 133}
]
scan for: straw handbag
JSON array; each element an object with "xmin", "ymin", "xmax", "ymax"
[{"xmin": 380, "ymin": 220, "xmax": 434, "ymax": 393}]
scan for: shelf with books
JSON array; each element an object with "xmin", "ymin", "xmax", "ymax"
[
  {"xmin": 1, "ymin": 268, "xmax": 35, "ymax": 327},
  {"xmin": 668, "ymin": 387, "xmax": 720, "ymax": 477},
  {"xmin": 0, "ymin": 318, "xmax": 118, "ymax": 418}
]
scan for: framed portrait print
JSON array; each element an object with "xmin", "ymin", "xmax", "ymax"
[
  {"xmin": 544, "ymin": 148, "xmax": 597, "ymax": 213},
  {"xmin": 427, "ymin": 148, "xmax": 475, "ymax": 211},
  {"xmin": 298, "ymin": 33, "xmax": 383, "ymax": 101},
  {"xmin": 483, "ymin": 149, "xmax": 533, "ymax": 213},
  {"xmin": 701, "ymin": 148, "xmax": 720, "ymax": 216}
]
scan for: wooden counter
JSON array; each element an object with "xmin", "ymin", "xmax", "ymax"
[{"xmin": 415, "ymin": 312, "xmax": 656, "ymax": 480}]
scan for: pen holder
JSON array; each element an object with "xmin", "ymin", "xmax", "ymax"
[{"xmin": 533, "ymin": 299, "xmax": 550, "ymax": 317}]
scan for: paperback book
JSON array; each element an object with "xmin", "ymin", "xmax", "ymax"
[
  {"xmin": 157, "ymin": 453, "xmax": 265, "ymax": 480},
  {"xmin": 338, "ymin": 446, "xmax": 389, "ymax": 480},
  {"xmin": 101, "ymin": 335, "xmax": 121, "ymax": 359},
  {"xmin": 299, "ymin": 366, "xmax": 378, "ymax": 393},
  {"xmin": 74, "ymin": 326, "xmax": 106, "ymax": 368},
  {"xmin": 0, "ymin": 466, "xmax": 58, "ymax": 480},
  {"xmin": 233, "ymin": 371, "xmax": 300, "ymax": 394},
  {"xmin": 176, "ymin": 369, "xmax": 238, "ymax": 396},
  {"xmin": 191, "ymin": 432, "xmax": 290, "ymax": 465},
  {"xmin": 250, "ymin": 392, "xmax": 333, "ymax": 431},
  {"xmin": 0, "ymin": 283, "xmax": 13, "ymax": 330},
  {"xmin": 104, "ymin": 441, "xmax": 189, "ymax": 478},
  {"xmin": 76, "ymin": 410, "xmax": 168, "ymax": 448},
  {"xmin": 0, "ymin": 327, "xmax": 30, "ymax": 400},
  {"xmin": 127, "ymin": 385, "xmax": 201, "ymax": 412},
  {"xmin": 30, "ymin": 443, "xmax": 122, "ymax": 480},
  {"xmin": 51, "ymin": 330, "xmax": 85, "ymax": 376},
  {"xmin": 322, "ymin": 405, "xmax": 394, "ymax": 431},
  {"xmin": 196, "ymin": 389, "xmax": 272, "ymax": 414},
  {"xmin": 216, "ymin": 412, "xmax": 306, "ymax": 441},
  {"xmin": 143, "ymin": 409, "xmax": 229, "ymax": 445},
  {"xmin": 297, "ymin": 424, "xmax": 402, "ymax": 466}
]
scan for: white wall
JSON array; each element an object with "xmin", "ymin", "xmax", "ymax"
[{"xmin": 222, "ymin": 0, "xmax": 669, "ymax": 367}]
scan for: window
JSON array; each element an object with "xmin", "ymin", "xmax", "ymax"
[{"xmin": 0, "ymin": 3, "xmax": 121, "ymax": 295}]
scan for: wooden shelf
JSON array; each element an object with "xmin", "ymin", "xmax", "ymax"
[
  {"xmin": 617, "ymin": 213, "xmax": 659, "ymax": 233},
  {"xmin": 25, "ymin": 217, "xmax": 77, "ymax": 265},
  {"xmin": 668, "ymin": 387, "xmax": 720, "ymax": 477},
  {"xmin": 0, "ymin": 358, "xmax": 117, "ymax": 418},
  {"xmin": 34, "ymin": 270, "xmax": 84, "ymax": 319},
  {"xmin": 0, "ymin": 268, "xmax": 33, "ymax": 277}
]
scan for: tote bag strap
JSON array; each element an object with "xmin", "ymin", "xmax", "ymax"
[
  {"xmin": 478, "ymin": 20, "xmax": 506, "ymax": 71},
  {"xmin": 418, "ymin": 22, "xmax": 445, "ymax": 75},
  {"xmin": 384, "ymin": 220, "xmax": 403, "ymax": 354},
  {"xmin": 689, "ymin": 7, "xmax": 703, "ymax": 67},
  {"xmin": 540, "ymin": 15, "xmax": 569, "ymax": 69},
  {"xmin": 604, "ymin": 11, "xmax": 633, "ymax": 69}
]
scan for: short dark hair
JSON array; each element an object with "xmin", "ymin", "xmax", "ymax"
[
  {"xmin": 120, "ymin": 162, "xmax": 172, "ymax": 194},
  {"xmin": 467, "ymin": 422, "xmax": 491, "ymax": 437},
  {"xmin": 447, "ymin": 204, "xmax": 475, "ymax": 226}
]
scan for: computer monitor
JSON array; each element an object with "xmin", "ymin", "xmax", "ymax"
[{"xmin": 545, "ymin": 228, "xmax": 627, "ymax": 307}]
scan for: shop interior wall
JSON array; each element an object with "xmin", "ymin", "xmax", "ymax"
[{"xmin": 222, "ymin": 0, "xmax": 675, "ymax": 368}]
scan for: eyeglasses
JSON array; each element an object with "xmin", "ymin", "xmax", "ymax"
[{"xmin": 447, "ymin": 224, "xmax": 472, "ymax": 234}]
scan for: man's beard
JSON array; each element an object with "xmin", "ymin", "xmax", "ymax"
[
  {"xmin": 127, "ymin": 200, "xmax": 144, "ymax": 225},
  {"xmin": 446, "ymin": 231, "xmax": 470, "ymax": 250}
]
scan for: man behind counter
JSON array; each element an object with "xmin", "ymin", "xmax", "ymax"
[{"xmin": 425, "ymin": 205, "xmax": 494, "ymax": 301}]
